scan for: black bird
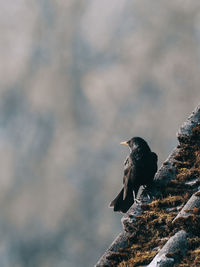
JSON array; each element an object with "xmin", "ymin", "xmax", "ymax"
[{"xmin": 110, "ymin": 137, "xmax": 158, "ymax": 213}]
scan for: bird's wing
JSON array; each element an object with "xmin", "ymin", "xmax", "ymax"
[
  {"xmin": 123, "ymin": 164, "xmax": 135, "ymax": 200},
  {"xmin": 123, "ymin": 155, "xmax": 131, "ymax": 184}
]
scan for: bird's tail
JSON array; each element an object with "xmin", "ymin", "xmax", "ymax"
[{"xmin": 109, "ymin": 187, "xmax": 134, "ymax": 213}]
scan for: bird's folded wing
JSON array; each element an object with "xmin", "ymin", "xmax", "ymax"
[{"xmin": 123, "ymin": 167, "xmax": 133, "ymax": 200}]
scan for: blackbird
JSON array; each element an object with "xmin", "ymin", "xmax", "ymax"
[{"xmin": 110, "ymin": 137, "xmax": 158, "ymax": 213}]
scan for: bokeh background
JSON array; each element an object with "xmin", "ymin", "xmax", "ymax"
[{"xmin": 1, "ymin": 1, "xmax": 200, "ymax": 266}]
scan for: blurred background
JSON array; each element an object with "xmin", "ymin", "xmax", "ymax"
[{"xmin": 0, "ymin": 1, "xmax": 200, "ymax": 266}]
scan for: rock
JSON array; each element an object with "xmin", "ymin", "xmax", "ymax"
[{"xmin": 148, "ymin": 230, "xmax": 188, "ymax": 267}]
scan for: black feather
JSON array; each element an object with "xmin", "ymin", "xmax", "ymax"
[{"xmin": 110, "ymin": 137, "xmax": 158, "ymax": 213}]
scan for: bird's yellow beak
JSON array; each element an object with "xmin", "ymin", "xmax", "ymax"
[{"xmin": 120, "ymin": 141, "xmax": 128, "ymax": 146}]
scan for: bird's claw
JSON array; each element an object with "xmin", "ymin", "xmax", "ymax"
[
  {"xmin": 134, "ymin": 198, "xmax": 141, "ymax": 204},
  {"xmin": 145, "ymin": 193, "xmax": 151, "ymax": 200},
  {"xmin": 142, "ymin": 186, "xmax": 152, "ymax": 200}
]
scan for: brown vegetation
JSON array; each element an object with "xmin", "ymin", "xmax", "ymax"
[{"xmin": 111, "ymin": 124, "xmax": 200, "ymax": 266}]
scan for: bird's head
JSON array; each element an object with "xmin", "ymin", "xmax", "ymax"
[{"xmin": 120, "ymin": 137, "xmax": 150, "ymax": 152}]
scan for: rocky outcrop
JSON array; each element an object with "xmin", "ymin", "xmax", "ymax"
[{"xmin": 95, "ymin": 103, "xmax": 200, "ymax": 267}]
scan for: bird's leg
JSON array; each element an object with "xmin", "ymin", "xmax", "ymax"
[
  {"xmin": 146, "ymin": 193, "xmax": 151, "ymax": 200},
  {"xmin": 133, "ymin": 190, "xmax": 141, "ymax": 204},
  {"xmin": 133, "ymin": 190, "xmax": 136, "ymax": 201},
  {"xmin": 142, "ymin": 185, "xmax": 152, "ymax": 200}
]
